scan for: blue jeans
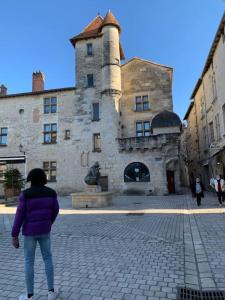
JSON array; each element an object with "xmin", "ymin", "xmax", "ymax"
[{"xmin": 24, "ymin": 234, "xmax": 54, "ymax": 294}]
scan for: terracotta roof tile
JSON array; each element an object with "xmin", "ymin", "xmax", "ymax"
[
  {"xmin": 101, "ymin": 11, "xmax": 121, "ymax": 32},
  {"xmin": 83, "ymin": 15, "xmax": 103, "ymax": 32},
  {"xmin": 70, "ymin": 15, "xmax": 103, "ymax": 47},
  {"xmin": 70, "ymin": 11, "xmax": 124, "ymax": 60}
]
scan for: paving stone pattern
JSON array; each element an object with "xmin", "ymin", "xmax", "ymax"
[{"xmin": 0, "ymin": 193, "xmax": 225, "ymax": 299}]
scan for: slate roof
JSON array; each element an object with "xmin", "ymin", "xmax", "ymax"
[{"xmin": 151, "ymin": 110, "xmax": 181, "ymax": 128}]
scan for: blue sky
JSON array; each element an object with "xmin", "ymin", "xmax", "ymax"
[{"xmin": 0, "ymin": 0, "xmax": 224, "ymax": 119}]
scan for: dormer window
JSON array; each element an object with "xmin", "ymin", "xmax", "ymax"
[
  {"xmin": 87, "ymin": 74, "xmax": 94, "ymax": 87},
  {"xmin": 87, "ymin": 43, "xmax": 93, "ymax": 56}
]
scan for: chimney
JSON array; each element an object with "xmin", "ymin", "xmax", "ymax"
[
  {"xmin": 0, "ymin": 85, "xmax": 7, "ymax": 96},
  {"xmin": 32, "ymin": 71, "xmax": 45, "ymax": 92}
]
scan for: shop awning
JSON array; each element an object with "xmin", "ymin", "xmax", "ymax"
[{"xmin": 0, "ymin": 155, "xmax": 26, "ymax": 164}]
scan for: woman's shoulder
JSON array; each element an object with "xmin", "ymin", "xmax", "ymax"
[{"xmin": 22, "ymin": 186, "xmax": 57, "ymax": 199}]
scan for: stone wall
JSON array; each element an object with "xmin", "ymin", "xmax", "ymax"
[{"xmin": 121, "ymin": 58, "xmax": 173, "ymax": 137}]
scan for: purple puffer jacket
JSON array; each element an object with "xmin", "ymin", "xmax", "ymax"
[{"xmin": 11, "ymin": 186, "xmax": 59, "ymax": 237}]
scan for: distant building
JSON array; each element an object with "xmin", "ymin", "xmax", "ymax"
[
  {"xmin": 184, "ymin": 12, "xmax": 225, "ymax": 187},
  {"xmin": 0, "ymin": 11, "xmax": 181, "ymax": 195}
]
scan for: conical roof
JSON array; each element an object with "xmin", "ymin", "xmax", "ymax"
[{"xmin": 101, "ymin": 10, "xmax": 121, "ymax": 32}]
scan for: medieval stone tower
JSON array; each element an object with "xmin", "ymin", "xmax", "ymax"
[{"xmin": 70, "ymin": 11, "xmax": 124, "ymax": 190}]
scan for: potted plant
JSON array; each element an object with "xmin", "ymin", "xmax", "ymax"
[{"xmin": 3, "ymin": 168, "xmax": 25, "ymax": 199}]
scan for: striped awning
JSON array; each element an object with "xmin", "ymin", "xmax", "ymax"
[{"xmin": 0, "ymin": 155, "xmax": 26, "ymax": 164}]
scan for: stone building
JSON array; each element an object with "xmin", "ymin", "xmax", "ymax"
[
  {"xmin": 0, "ymin": 11, "xmax": 181, "ymax": 195},
  {"xmin": 184, "ymin": 12, "xmax": 225, "ymax": 187}
]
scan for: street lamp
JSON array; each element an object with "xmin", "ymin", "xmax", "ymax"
[{"xmin": 19, "ymin": 144, "xmax": 27, "ymax": 178}]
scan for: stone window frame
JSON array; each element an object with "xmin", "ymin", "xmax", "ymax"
[
  {"xmin": 202, "ymin": 126, "xmax": 208, "ymax": 149},
  {"xmin": 43, "ymin": 97, "xmax": 57, "ymax": 114},
  {"xmin": 135, "ymin": 95, "xmax": 149, "ymax": 112},
  {"xmin": 200, "ymin": 96, "xmax": 205, "ymax": 117},
  {"xmin": 211, "ymin": 72, "xmax": 217, "ymax": 102},
  {"xmin": 93, "ymin": 133, "xmax": 101, "ymax": 152},
  {"xmin": 208, "ymin": 121, "xmax": 215, "ymax": 144},
  {"xmin": 92, "ymin": 103, "xmax": 100, "ymax": 121},
  {"xmin": 87, "ymin": 74, "xmax": 94, "ymax": 88},
  {"xmin": 64, "ymin": 129, "xmax": 71, "ymax": 140},
  {"xmin": 43, "ymin": 123, "xmax": 57, "ymax": 144},
  {"xmin": 215, "ymin": 113, "xmax": 221, "ymax": 141},
  {"xmin": 0, "ymin": 127, "xmax": 8, "ymax": 146},
  {"xmin": 135, "ymin": 121, "xmax": 151, "ymax": 137},
  {"xmin": 86, "ymin": 43, "xmax": 93, "ymax": 56},
  {"xmin": 43, "ymin": 161, "xmax": 57, "ymax": 182}
]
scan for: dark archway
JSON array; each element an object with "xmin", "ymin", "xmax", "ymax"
[{"xmin": 124, "ymin": 162, "xmax": 150, "ymax": 182}]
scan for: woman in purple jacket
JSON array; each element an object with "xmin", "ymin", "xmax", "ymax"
[{"xmin": 11, "ymin": 168, "xmax": 59, "ymax": 300}]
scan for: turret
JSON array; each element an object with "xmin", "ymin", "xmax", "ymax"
[{"xmin": 101, "ymin": 11, "xmax": 122, "ymax": 94}]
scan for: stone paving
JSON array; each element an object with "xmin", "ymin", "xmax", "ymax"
[{"xmin": 0, "ymin": 192, "xmax": 225, "ymax": 299}]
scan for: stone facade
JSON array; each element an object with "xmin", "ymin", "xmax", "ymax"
[
  {"xmin": 183, "ymin": 13, "xmax": 225, "ymax": 187},
  {"xmin": 0, "ymin": 12, "xmax": 181, "ymax": 195}
]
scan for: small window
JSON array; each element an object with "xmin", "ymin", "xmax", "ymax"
[
  {"xmin": 87, "ymin": 43, "xmax": 93, "ymax": 56},
  {"xmin": 93, "ymin": 133, "xmax": 101, "ymax": 152},
  {"xmin": 92, "ymin": 103, "xmax": 100, "ymax": 121},
  {"xmin": 43, "ymin": 161, "xmax": 57, "ymax": 182},
  {"xmin": 44, "ymin": 97, "xmax": 57, "ymax": 114},
  {"xmin": 136, "ymin": 121, "xmax": 150, "ymax": 137},
  {"xmin": 135, "ymin": 95, "xmax": 149, "ymax": 112},
  {"xmin": 87, "ymin": 74, "xmax": 94, "ymax": 87},
  {"xmin": 65, "ymin": 130, "xmax": 70, "ymax": 140},
  {"xmin": 43, "ymin": 123, "xmax": 57, "ymax": 144},
  {"xmin": 0, "ymin": 127, "xmax": 7, "ymax": 145}
]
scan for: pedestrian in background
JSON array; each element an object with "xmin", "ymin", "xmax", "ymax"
[
  {"xmin": 213, "ymin": 175, "xmax": 225, "ymax": 207},
  {"xmin": 190, "ymin": 172, "xmax": 196, "ymax": 197},
  {"xmin": 210, "ymin": 177, "xmax": 215, "ymax": 190},
  {"xmin": 11, "ymin": 168, "xmax": 59, "ymax": 300},
  {"xmin": 194, "ymin": 177, "xmax": 204, "ymax": 206}
]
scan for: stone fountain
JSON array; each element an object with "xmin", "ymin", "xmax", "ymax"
[{"xmin": 71, "ymin": 162, "xmax": 113, "ymax": 208}]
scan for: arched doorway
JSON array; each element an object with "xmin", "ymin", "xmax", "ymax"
[
  {"xmin": 124, "ymin": 162, "xmax": 150, "ymax": 182},
  {"xmin": 166, "ymin": 158, "xmax": 179, "ymax": 194}
]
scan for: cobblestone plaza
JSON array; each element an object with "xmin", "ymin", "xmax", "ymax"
[{"xmin": 0, "ymin": 193, "xmax": 225, "ymax": 300}]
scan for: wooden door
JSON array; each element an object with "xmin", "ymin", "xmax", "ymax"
[
  {"xmin": 167, "ymin": 170, "xmax": 175, "ymax": 193},
  {"xmin": 99, "ymin": 176, "xmax": 108, "ymax": 191}
]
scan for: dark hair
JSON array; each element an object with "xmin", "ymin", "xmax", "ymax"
[{"xmin": 27, "ymin": 168, "xmax": 47, "ymax": 187}]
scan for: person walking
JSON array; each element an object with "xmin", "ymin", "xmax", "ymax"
[
  {"xmin": 189, "ymin": 173, "xmax": 196, "ymax": 198},
  {"xmin": 11, "ymin": 168, "xmax": 59, "ymax": 300},
  {"xmin": 213, "ymin": 175, "xmax": 225, "ymax": 207},
  {"xmin": 194, "ymin": 177, "xmax": 204, "ymax": 206}
]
